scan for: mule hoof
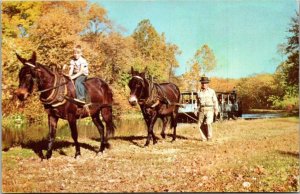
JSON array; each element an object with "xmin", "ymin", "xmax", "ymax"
[
  {"xmin": 74, "ymin": 152, "xmax": 81, "ymax": 159},
  {"xmin": 38, "ymin": 152, "xmax": 45, "ymax": 161},
  {"xmin": 105, "ymin": 142, "xmax": 111, "ymax": 149},
  {"xmin": 95, "ymin": 153, "xmax": 101, "ymax": 158},
  {"xmin": 45, "ymin": 151, "xmax": 52, "ymax": 159},
  {"xmin": 153, "ymin": 140, "xmax": 158, "ymax": 145},
  {"xmin": 161, "ymin": 133, "xmax": 166, "ymax": 139},
  {"xmin": 99, "ymin": 146, "xmax": 105, "ymax": 153},
  {"xmin": 144, "ymin": 142, "xmax": 150, "ymax": 147}
]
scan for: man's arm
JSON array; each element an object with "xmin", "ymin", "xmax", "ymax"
[{"xmin": 212, "ymin": 91, "xmax": 219, "ymax": 115}]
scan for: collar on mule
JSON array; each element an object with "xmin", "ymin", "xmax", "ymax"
[
  {"xmin": 25, "ymin": 62, "xmax": 36, "ymax": 68},
  {"xmin": 132, "ymin": 75, "xmax": 144, "ymax": 81}
]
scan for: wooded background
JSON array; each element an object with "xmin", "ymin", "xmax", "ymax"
[{"xmin": 2, "ymin": 1, "xmax": 298, "ymax": 121}]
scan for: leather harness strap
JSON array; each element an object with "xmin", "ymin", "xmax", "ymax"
[
  {"xmin": 40, "ymin": 73, "xmax": 58, "ymax": 103},
  {"xmin": 40, "ymin": 74, "xmax": 68, "ymax": 107}
]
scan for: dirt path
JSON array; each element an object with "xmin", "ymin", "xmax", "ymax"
[{"xmin": 2, "ymin": 117, "xmax": 299, "ymax": 192}]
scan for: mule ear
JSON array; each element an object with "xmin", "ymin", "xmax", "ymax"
[
  {"xmin": 16, "ymin": 53, "xmax": 26, "ymax": 64},
  {"xmin": 144, "ymin": 66, "xmax": 148, "ymax": 74},
  {"xmin": 140, "ymin": 72, "xmax": 146, "ymax": 78},
  {"xmin": 131, "ymin": 66, "xmax": 134, "ymax": 75},
  {"xmin": 29, "ymin": 52, "xmax": 37, "ymax": 64},
  {"xmin": 143, "ymin": 66, "xmax": 149, "ymax": 78}
]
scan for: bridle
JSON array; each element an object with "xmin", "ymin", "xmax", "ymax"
[
  {"xmin": 20, "ymin": 62, "xmax": 69, "ymax": 106},
  {"xmin": 22, "ymin": 62, "xmax": 68, "ymax": 94},
  {"xmin": 131, "ymin": 75, "xmax": 148, "ymax": 102}
]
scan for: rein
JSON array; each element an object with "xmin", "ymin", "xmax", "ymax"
[
  {"xmin": 37, "ymin": 80, "xmax": 68, "ymax": 93},
  {"xmin": 37, "ymin": 72, "xmax": 68, "ymax": 106},
  {"xmin": 25, "ymin": 62, "xmax": 69, "ymax": 95}
]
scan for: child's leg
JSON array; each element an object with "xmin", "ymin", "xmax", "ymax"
[{"xmin": 75, "ymin": 75, "xmax": 87, "ymax": 100}]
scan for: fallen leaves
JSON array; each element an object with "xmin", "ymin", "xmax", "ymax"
[
  {"xmin": 242, "ymin": 181, "xmax": 251, "ymax": 188},
  {"xmin": 2, "ymin": 118, "xmax": 299, "ymax": 192}
]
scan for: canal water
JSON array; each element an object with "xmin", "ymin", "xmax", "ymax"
[{"xmin": 241, "ymin": 113, "xmax": 288, "ymax": 119}]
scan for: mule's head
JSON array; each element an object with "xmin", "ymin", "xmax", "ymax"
[
  {"xmin": 128, "ymin": 66, "xmax": 148, "ymax": 106},
  {"xmin": 14, "ymin": 52, "xmax": 37, "ymax": 101}
]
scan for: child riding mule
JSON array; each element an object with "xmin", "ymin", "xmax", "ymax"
[
  {"xmin": 128, "ymin": 67, "xmax": 181, "ymax": 146},
  {"xmin": 14, "ymin": 52, "xmax": 115, "ymax": 159}
]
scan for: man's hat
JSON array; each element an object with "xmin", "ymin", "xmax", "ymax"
[{"xmin": 199, "ymin": 76, "xmax": 210, "ymax": 83}]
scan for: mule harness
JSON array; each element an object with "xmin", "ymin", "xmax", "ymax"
[{"xmin": 132, "ymin": 75, "xmax": 182, "ymax": 108}]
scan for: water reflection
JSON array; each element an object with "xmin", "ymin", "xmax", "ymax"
[{"xmin": 2, "ymin": 118, "xmax": 164, "ymax": 150}]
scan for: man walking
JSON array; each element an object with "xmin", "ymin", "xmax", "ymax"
[{"xmin": 197, "ymin": 76, "xmax": 219, "ymax": 141}]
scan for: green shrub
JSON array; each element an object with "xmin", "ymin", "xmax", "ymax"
[{"xmin": 269, "ymin": 95, "xmax": 299, "ymax": 112}]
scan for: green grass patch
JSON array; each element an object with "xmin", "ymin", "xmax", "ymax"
[{"xmin": 3, "ymin": 147, "xmax": 35, "ymax": 159}]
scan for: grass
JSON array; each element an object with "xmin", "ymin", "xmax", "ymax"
[{"xmin": 2, "ymin": 117, "xmax": 299, "ymax": 192}]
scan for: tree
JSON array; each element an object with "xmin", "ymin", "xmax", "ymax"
[
  {"xmin": 2, "ymin": 2, "xmax": 42, "ymax": 87},
  {"xmin": 166, "ymin": 43, "xmax": 181, "ymax": 82},
  {"xmin": 277, "ymin": 12, "xmax": 299, "ymax": 88},
  {"xmin": 132, "ymin": 19, "xmax": 161, "ymax": 60},
  {"xmin": 2, "ymin": 1, "xmax": 42, "ymax": 38},
  {"xmin": 236, "ymin": 74, "xmax": 279, "ymax": 110},
  {"xmin": 270, "ymin": 12, "xmax": 299, "ymax": 111},
  {"xmin": 191, "ymin": 44, "xmax": 217, "ymax": 75},
  {"xmin": 27, "ymin": 1, "xmax": 112, "ymax": 71},
  {"xmin": 1, "ymin": 1, "xmax": 112, "ymax": 118},
  {"xmin": 30, "ymin": 7, "xmax": 82, "ymax": 68},
  {"xmin": 181, "ymin": 44, "xmax": 217, "ymax": 91},
  {"xmin": 99, "ymin": 33, "xmax": 135, "ymax": 83},
  {"xmin": 84, "ymin": 3, "xmax": 111, "ymax": 36},
  {"xmin": 209, "ymin": 77, "xmax": 239, "ymax": 93},
  {"xmin": 284, "ymin": 12, "xmax": 299, "ymax": 87},
  {"xmin": 132, "ymin": 19, "xmax": 180, "ymax": 81}
]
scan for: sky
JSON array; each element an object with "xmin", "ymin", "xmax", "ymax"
[{"xmin": 91, "ymin": 0, "xmax": 298, "ymax": 78}]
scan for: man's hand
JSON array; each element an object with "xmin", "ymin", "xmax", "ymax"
[
  {"xmin": 214, "ymin": 111, "xmax": 218, "ymax": 117},
  {"xmin": 62, "ymin": 64, "xmax": 67, "ymax": 70}
]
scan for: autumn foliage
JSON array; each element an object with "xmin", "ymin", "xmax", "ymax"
[
  {"xmin": 1, "ymin": 1, "xmax": 298, "ymax": 120},
  {"xmin": 2, "ymin": 1, "xmax": 180, "ymax": 119}
]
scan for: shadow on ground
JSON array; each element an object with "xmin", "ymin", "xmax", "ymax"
[
  {"xmin": 3, "ymin": 134, "xmax": 200, "ymax": 159},
  {"xmin": 92, "ymin": 134, "xmax": 199, "ymax": 148},
  {"xmin": 277, "ymin": 150, "xmax": 299, "ymax": 159},
  {"xmin": 17, "ymin": 138, "xmax": 99, "ymax": 159}
]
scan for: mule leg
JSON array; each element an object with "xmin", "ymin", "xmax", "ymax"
[
  {"xmin": 91, "ymin": 113, "xmax": 106, "ymax": 153},
  {"xmin": 171, "ymin": 111, "xmax": 178, "ymax": 142},
  {"xmin": 68, "ymin": 119, "xmax": 81, "ymax": 158},
  {"xmin": 160, "ymin": 117, "xmax": 168, "ymax": 139},
  {"xmin": 45, "ymin": 115, "xmax": 58, "ymax": 159},
  {"xmin": 146, "ymin": 115, "xmax": 158, "ymax": 146},
  {"xmin": 101, "ymin": 107, "xmax": 115, "ymax": 148},
  {"xmin": 143, "ymin": 115, "xmax": 151, "ymax": 147}
]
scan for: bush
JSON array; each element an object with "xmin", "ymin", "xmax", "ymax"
[{"xmin": 269, "ymin": 95, "xmax": 299, "ymax": 112}]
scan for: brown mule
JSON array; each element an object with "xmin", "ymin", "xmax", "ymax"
[
  {"xmin": 128, "ymin": 67, "xmax": 181, "ymax": 146},
  {"xmin": 14, "ymin": 52, "xmax": 115, "ymax": 159}
]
